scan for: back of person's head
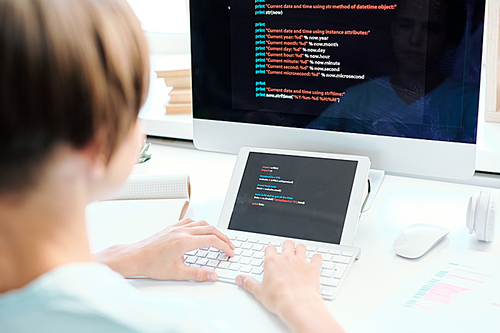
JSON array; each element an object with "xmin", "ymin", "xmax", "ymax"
[{"xmin": 0, "ymin": 0, "xmax": 149, "ymax": 194}]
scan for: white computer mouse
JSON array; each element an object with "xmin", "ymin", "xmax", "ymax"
[{"xmin": 393, "ymin": 223, "xmax": 450, "ymax": 259}]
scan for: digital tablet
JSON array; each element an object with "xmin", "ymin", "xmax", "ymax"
[{"xmin": 218, "ymin": 147, "xmax": 371, "ymax": 246}]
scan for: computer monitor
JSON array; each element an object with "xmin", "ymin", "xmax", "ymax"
[{"xmin": 189, "ymin": 0, "xmax": 488, "ymax": 180}]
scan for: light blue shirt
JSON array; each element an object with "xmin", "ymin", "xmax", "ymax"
[{"xmin": 0, "ymin": 263, "xmax": 227, "ymax": 332}]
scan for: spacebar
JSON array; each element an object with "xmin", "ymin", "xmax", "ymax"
[
  {"xmin": 214, "ymin": 268, "xmax": 263, "ymax": 282},
  {"xmin": 215, "ymin": 268, "xmax": 239, "ymax": 280}
]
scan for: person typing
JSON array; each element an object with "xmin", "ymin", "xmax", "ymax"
[{"xmin": 0, "ymin": 1, "xmax": 342, "ymax": 332}]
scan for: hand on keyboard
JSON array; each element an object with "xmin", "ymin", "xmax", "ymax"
[
  {"xmin": 235, "ymin": 240, "xmax": 345, "ymax": 333},
  {"xmin": 235, "ymin": 240, "xmax": 322, "ymax": 313},
  {"xmin": 96, "ymin": 218, "xmax": 235, "ymax": 281}
]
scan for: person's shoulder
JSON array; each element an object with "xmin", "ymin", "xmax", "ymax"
[
  {"xmin": 0, "ymin": 263, "xmax": 140, "ymax": 333},
  {"xmin": 0, "ymin": 262, "xmax": 218, "ymax": 333}
]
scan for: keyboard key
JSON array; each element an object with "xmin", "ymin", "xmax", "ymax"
[
  {"xmin": 322, "ymin": 254, "xmax": 333, "ymax": 261},
  {"xmin": 332, "ymin": 256, "xmax": 350, "ymax": 264},
  {"xmin": 321, "ymin": 269, "xmax": 334, "ymax": 278},
  {"xmin": 317, "ymin": 248, "xmax": 329, "ymax": 253},
  {"xmin": 207, "ymin": 260, "xmax": 219, "ymax": 267},
  {"xmin": 329, "ymin": 249, "xmax": 341, "ymax": 255},
  {"xmin": 239, "ymin": 257, "xmax": 252, "ymax": 265},
  {"xmin": 252, "ymin": 244, "xmax": 264, "ymax": 251},
  {"xmin": 209, "ymin": 247, "xmax": 219, "ymax": 252},
  {"xmin": 207, "ymin": 252, "xmax": 218, "ymax": 260},
  {"xmin": 251, "ymin": 266, "xmax": 264, "ymax": 275},
  {"xmin": 334, "ymin": 270, "xmax": 346, "ymax": 279},
  {"xmin": 228, "ymin": 236, "xmax": 236, "ymax": 241},
  {"xmin": 335, "ymin": 263, "xmax": 348, "ymax": 271},
  {"xmin": 250, "ymin": 259, "xmax": 263, "ymax": 266},
  {"xmin": 234, "ymin": 249, "xmax": 243, "ymax": 255},
  {"xmin": 247, "ymin": 238, "xmax": 258, "ymax": 243},
  {"xmin": 307, "ymin": 246, "xmax": 317, "ymax": 252},
  {"xmin": 228, "ymin": 256, "xmax": 240, "ymax": 263},
  {"xmin": 276, "ymin": 247, "xmax": 282, "ymax": 254},
  {"xmin": 321, "ymin": 286, "xmax": 336, "ymax": 298},
  {"xmin": 196, "ymin": 258, "xmax": 208, "ymax": 266},
  {"xmin": 215, "ymin": 268, "xmax": 239, "ymax": 280},
  {"xmin": 237, "ymin": 236, "xmax": 248, "ymax": 242},
  {"xmin": 341, "ymin": 251, "xmax": 354, "ymax": 257},
  {"xmin": 240, "ymin": 265, "xmax": 252, "ymax": 273},
  {"xmin": 242, "ymin": 250, "xmax": 253, "ymax": 257},
  {"xmin": 320, "ymin": 277, "xmax": 340, "ymax": 287},
  {"xmin": 185, "ymin": 256, "xmax": 197, "ymax": 264},
  {"xmin": 196, "ymin": 250, "xmax": 208, "ymax": 258},
  {"xmin": 270, "ymin": 241, "xmax": 280, "ymax": 246},
  {"xmin": 185, "ymin": 250, "xmax": 197, "ymax": 256},
  {"xmin": 253, "ymin": 251, "xmax": 265, "ymax": 259},
  {"xmin": 242, "ymin": 243, "xmax": 253, "ymax": 250},
  {"xmin": 218, "ymin": 261, "xmax": 230, "ymax": 269},
  {"xmin": 200, "ymin": 247, "xmax": 209, "ymax": 251},
  {"xmin": 259, "ymin": 240, "xmax": 270, "ymax": 245},
  {"xmin": 217, "ymin": 253, "xmax": 229, "ymax": 261},
  {"xmin": 233, "ymin": 241, "xmax": 243, "ymax": 248},
  {"xmin": 229, "ymin": 263, "xmax": 241, "ymax": 271},
  {"xmin": 322, "ymin": 262, "xmax": 335, "ymax": 270}
]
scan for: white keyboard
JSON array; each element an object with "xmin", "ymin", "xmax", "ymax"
[{"xmin": 183, "ymin": 232, "xmax": 359, "ymax": 300}]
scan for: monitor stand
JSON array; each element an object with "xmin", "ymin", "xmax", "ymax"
[{"xmin": 362, "ymin": 169, "xmax": 385, "ymax": 212}]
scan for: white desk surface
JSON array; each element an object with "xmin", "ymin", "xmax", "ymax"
[{"xmin": 127, "ymin": 140, "xmax": 500, "ymax": 332}]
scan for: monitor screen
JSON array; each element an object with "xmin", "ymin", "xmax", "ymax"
[
  {"xmin": 191, "ymin": 0, "xmax": 483, "ymax": 143},
  {"xmin": 190, "ymin": 0, "xmax": 485, "ymax": 179}
]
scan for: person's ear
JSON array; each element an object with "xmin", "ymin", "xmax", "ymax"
[{"xmin": 79, "ymin": 131, "xmax": 108, "ymax": 183}]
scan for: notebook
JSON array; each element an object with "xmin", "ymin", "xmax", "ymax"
[
  {"xmin": 184, "ymin": 147, "xmax": 370, "ymax": 300},
  {"xmin": 86, "ymin": 174, "xmax": 190, "ymax": 253}
]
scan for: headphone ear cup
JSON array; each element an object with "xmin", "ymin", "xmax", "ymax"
[{"xmin": 466, "ymin": 189, "xmax": 498, "ymax": 242}]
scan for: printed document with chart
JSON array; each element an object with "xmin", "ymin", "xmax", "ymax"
[{"xmin": 351, "ymin": 249, "xmax": 500, "ymax": 332}]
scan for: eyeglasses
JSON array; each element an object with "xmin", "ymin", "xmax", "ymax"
[{"xmin": 137, "ymin": 139, "xmax": 152, "ymax": 163}]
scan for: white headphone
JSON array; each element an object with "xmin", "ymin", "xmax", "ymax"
[{"xmin": 466, "ymin": 189, "xmax": 499, "ymax": 242}]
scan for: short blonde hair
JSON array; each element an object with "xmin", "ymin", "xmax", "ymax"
[{"xmin": 0, "ymin": 0, "xmax": 149, "ymax": 192}]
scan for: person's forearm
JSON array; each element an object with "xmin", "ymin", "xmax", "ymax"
[
  {"xmin": 93, "ymin": 244, "xmax": 142, "ymax": 277},
  {"xmin": 277, "ymin": 295, "xmax": 345, "ymax": 333}
]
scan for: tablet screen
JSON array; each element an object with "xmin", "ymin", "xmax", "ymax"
[{"xmin": 228, "ymin": 152, "xmax": 358, "ymax": 244}]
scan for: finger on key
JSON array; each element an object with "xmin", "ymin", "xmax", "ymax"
[
  {"xmin": 186, "ymin": 225, "xmax": 235, "ymax": 249},
  {"xmin": 295, "ymin": 243, "xmax": 307, "ymax": 258},
  {"xmin": 188, "ymin": 235, "xmax": 235, "ymax": 257},
  {"xmin": 310, "ymin": 253, "xmax": 323, "ymax": 267},
  {"xmin": 282, "ymin": 240, "xmax": 295, "ymax": 254},
  {"xmin": 265, "ymin": 244, "xmax": 277, "ymax": 257}
]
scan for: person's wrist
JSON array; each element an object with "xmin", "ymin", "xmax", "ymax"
[
  {"xmin": 275, "ymin": 293, "xmax": 322, "ymax": 323},
  {"xmin": 276, "ymin": 293, "xmax": 336, "ymax": 333}
]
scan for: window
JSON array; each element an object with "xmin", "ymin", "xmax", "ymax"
[{"xmin": 127, "ymin": 0, "xmax": 189, "ymax": 34}]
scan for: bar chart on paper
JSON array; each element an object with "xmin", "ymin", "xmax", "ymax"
[{"xmin": 351, "ymin": 250, "xmax": 500, "ymax": 333}]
